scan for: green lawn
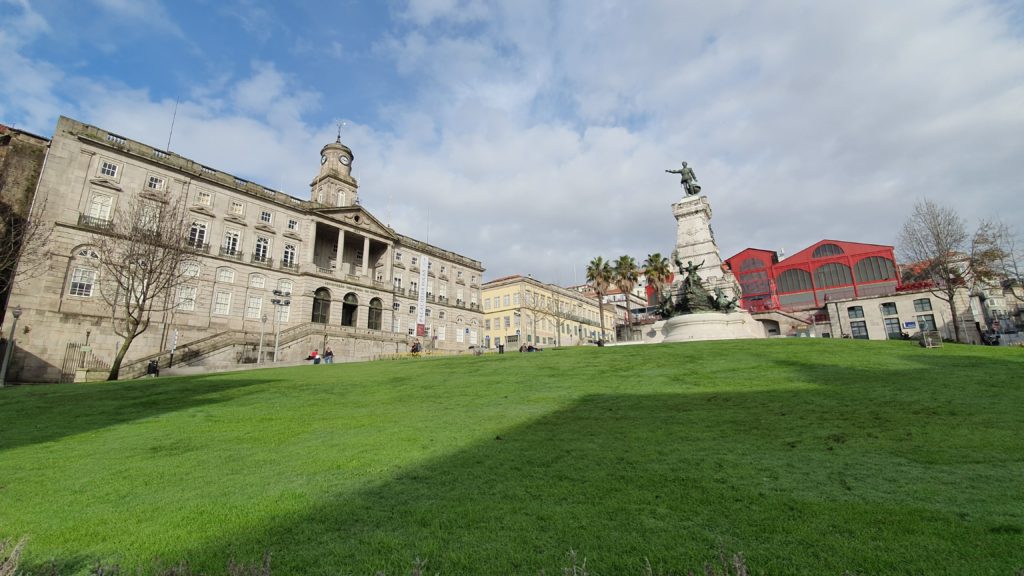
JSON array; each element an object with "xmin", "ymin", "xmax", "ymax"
[{"xmin": 2, "ymin": 339, "xmax": 1023, "ymax": 575}]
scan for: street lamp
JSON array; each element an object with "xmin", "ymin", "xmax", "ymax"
[
  {"xmin": 258, "ymin": 314, "xmax": 267, "ymax": 364},
  {"xmin": 271, "ymin": 290, "xmax": 291, "ymax": 362},
  {"xmin": 1, "ymin": 305, "xmax": 23, "ymax": 387}
]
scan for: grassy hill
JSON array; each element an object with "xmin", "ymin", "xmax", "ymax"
[{"xmin": 2, "ymin": 339, "xmax": 1022, "ymax": 575}]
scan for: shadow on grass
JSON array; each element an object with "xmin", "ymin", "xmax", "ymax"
[
  {"xmin": 0, "ymin": 376, "xmax": 275, "ymax": 453},
  {"xmin": 17, "ymin": 343, "xmax": 1024, "ymax": 575}
]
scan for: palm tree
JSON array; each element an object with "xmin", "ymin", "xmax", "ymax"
[
  {"xmin": 643, "ymin": 252, "xmax": 671, "ymax": 309},
  {"xmin": 613, "ymin": 255, "xmax": 639, "ymax": 340},
  {"xmin": 586, "ymin": 256, "xmax": 613, "ymax": 343}
]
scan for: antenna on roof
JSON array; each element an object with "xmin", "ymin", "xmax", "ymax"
[
  {"xmin": 166, "ymin": 96, "xmax": 179, "ymax": 152},
  {"xmin": 336, "ymin": 121, "xmax": 346, "ymax": 143}
]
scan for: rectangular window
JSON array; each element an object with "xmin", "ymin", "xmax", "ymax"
[
  {"xmin": 485, "ymin": 319, "xmax": 491, "ymax": 330},
  {"xmin": 277, "ymin": 303, "xmax": 291, "ymax": 323},
  {"xmin": 457, "ymin": 328, "xmax": 465, "ymax": 343},
  {"xmin": 917, "ymin": 314, "xmax": 937, "ymax": 331},
  {"xmin": 848, "ymin": 306, "xmax": 864, "ymax": 319},
  {"xmin": 217, "ymin": 268, "xmax": 235, "ymax": 283},
  {"xmin": 230, "ymin": 200, "xmax": 244, "ymax": 215},
  {"xmin": 503, "ymin": 294, "xmax": 510, "ymax": 306},
  {"xmin": 100, "ymin": 161, "xmax": 118, "ymax": 178},
  {"xmin": 883, "ymin": 317, "xmax": 902, "ymax": 339},
  {"xmin": 181, "ymin": 262, "xmax": 200, "ymax": 277},
  {"xmin": 147, "ymin": 175, "xmax": 165, "ymax": 190},
  {"xmin": 189, "ymin": 221, "xmax": 207, "ymax": 247},
  {"xmin": 282, "ymin": 244, "xmax": 297, "ymax": 267},
  {"xmin": 513, "ymin": 293, "xmax": 520, "ymax": 306},
  {"xmin": 438, "ymin": 310, "xmax": 445, "ymax": 319},
  {"xmin": 437, "ymin": 325, "xmax": 445, "ymax": 341},
  {"xmin": 69, "ymin": 268, "xmax": 96, "ymax": 296},
  {"xmin": 196, "ymin": 189, "xmax": 212, "ymax": 206},
  {"xmin": 223, "ymin": 230, "xmax": 241, "ymax": 254},
  {"xmin": 260, "ymin": 210, "xmax": 272, "ymax": 224},
  {"xmin": 484, "ymin": 299, "xmax": 491, "ymax": 310},
  {"xmin": 287, "ymin": 219, "xmax": 298, "ymax": 230},
  {"xmin": 411, "ymin": 256, "xmax": 418, "ymax": 266},
  {"xmin": 913, "ymin": 298, "xmax": 932, "ymax": 312},
  {"xmin": 177, "ymin": 286, "xmax": 197, "ymax": 311},
  {"xmin": 245, "ymin": 296, "xmax": 263, "ymax": 319},
  {"xmin": 850, "ymin": 321, "xmax": 868, "ymax": 339},
  {"xmin": 87, "ymin": 194, "xmax": 113, "ymax": 221},
  {"xmin": 214, "ymin": 291, "xmax": 232, "ymax": 315},
  {"xmin": 250, "ymin": 275, "xmax": 266, "ymax": 289},
  {"xmin": 881, "ymin": 302, "xmax": 898, "ymax": 316},
  {"xmin": 254, "ymin": 236, "xmax": 270, "ymax": 262},
  {"xmin": 395, "ymin": 252, "xmax": 403, "ymax": 262},
  {"xmin": 504, "ymin": 316, "xmax": 510, "ymax": 328}
]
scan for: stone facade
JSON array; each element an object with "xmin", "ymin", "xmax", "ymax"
[
  {"xmin": 0, "ymin": 124, "xmax": 49, "ymax": 316},
  {"xmin": 482, "ymin": 275, "xmax": 610, "ymax": 348},
  {"xmin": 4, "ymin": 117, "xmax": 484, "ymax": 382}
]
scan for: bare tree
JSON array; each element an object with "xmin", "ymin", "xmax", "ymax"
[
  {"xmin": 897, "ymin": 199, "xmax": 1005, "ymax": 342},
  {"xmin": 94, "ymin": 192, "xmax": 198, "ymax": 380},
  {"xmin": 0, "ymin": 196, "xmax": 52, "ymax": 308},
  {"xmin": 518, "ymin": 289, "xmax": 588, "ymax": 346},
  {"xmin": 990, "ymin": 221, "xmax": 1024, "ymax": 307}
]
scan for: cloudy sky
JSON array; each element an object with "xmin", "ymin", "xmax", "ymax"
[{"xmin": 3, "ymin": 0, "xmax": 1022, "ymax": 284}]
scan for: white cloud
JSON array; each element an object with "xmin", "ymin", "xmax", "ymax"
[{"xmin": 2, "ymin": 0, "xmax": 1022, "ymax": 285}]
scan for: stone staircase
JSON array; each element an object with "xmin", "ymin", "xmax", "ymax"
[{"xmin": 121, "ymin": 322, "xmax": 410, "ymax": 379}]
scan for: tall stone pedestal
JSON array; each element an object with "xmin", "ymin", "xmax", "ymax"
[
  {"xmin": 662, "ymin": 193, "xmax": 765, "ymax": 342},
  {"xmin": 672, "ymin": 195, "xmax": 740, "ymax": 299}
]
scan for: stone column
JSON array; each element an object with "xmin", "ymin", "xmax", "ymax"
[
  {"xmin": 361, "ymin": 236, "xmax": 370, "ymax": 277},
  {"xmin": 335, "ymin": 229, "xmax": 345, "ymax": 275}
]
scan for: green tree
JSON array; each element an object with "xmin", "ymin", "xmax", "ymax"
[
  {"xmin": 586, "ymin": 256, "xmax": 612, "ymax": 342},
  {"xmin": 643, "ymin": 252, "xmax": 671, "ymax": 310},
  {"xmin": 613, "ymin": 255, "xmax": 639, "ymax": 340}
]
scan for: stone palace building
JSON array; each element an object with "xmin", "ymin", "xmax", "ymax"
[{"xmin": 5, "ymin": 117, "xmax": 484, "ymax": 382}]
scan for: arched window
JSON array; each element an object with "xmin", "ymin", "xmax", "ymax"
[
  {"xmin": 312, "ymin": 287, "xmax": 331, "ymax": 324},
  {"xmin": 739, "ymin": 257, "xmax": 764, "ymax": 271},
  {"xmin": 368, "ymin": 298, "xmax": 383, "ymax": 330},
  {"xmin": 341, "ymin": 292, "xmax": 358, "ymax": 327},
  {"xmin": 812, "ymin": 243, "xmax": 844, "ymax": 258},
  {"xmin": 814, "ymin": 263, "xmax": 853, "ymax": 288},
  {"xmin": 776, "ymin": 269, "xmax": 813, "ymax": 293},
  {"xmin": 853, "ymin": 256, "xmax": 896, "ymax": 283}
]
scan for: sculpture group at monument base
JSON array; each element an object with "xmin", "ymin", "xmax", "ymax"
[{"xmin": 661, "ymin": 311, "xmax": 765, "ymax": 343}]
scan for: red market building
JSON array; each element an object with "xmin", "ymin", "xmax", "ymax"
[{"xmin": 725, "ymin": 240, "xmax": 902, "ymax": 313}]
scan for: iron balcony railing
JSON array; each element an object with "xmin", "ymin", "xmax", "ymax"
[
  {"xmin": 77, "ymin": 214, "xmax": 113, "ymax": 230},
  {"xmin": 219, "ymin": 246, "xmax": 244, "ymax": 260}
]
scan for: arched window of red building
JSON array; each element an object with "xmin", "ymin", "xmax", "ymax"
[
  {"xmin": 853, "ymin": 256, "xmax": 897, "ymax": 282},
  {"xmin": 776, "ymin": 269, "xmax": 813, "ymax": 293},
  {"xmin": 812, "ymin": 243, "xmax": 844, "ymax": 258},
  {"xmin": 814, "ymin": 262, "xmax": 853, "ymax": 287}
]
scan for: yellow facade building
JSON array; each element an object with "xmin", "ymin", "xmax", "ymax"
[{"xmin": 481, "ymin": 275, "xmax": 614, "ymax": 349}]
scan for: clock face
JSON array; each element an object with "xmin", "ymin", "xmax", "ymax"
[
  {"xmin": 321, "ymin": 156, "xmax": 328, "ymax": 165},
  {"xmin": 339, "ymin": 155, "xmax": 350, "ymax": 166}
]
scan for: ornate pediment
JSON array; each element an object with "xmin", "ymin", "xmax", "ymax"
[
  {"xmin": 140, "ymin": 191, "xmax": 167, "ymax": 204},
  {"xmin": 313, "ymin": 206, "xmax": 396, "ymax": 240},
  {"xmin": 283, "ymin": 231, "xmax": 303, "ymax": 242},
  {"xmin": 255, "ymin": 223, "xmax": 276, "ymax": 234},
  {"xmin": 224, "ymin": 215, "xmax": 248, "ymax": 227},
  {"xmin": 89, "ymin": 178, "xmax": 122, "ymax": 191},
  {"xmin": 189, "ymin": 205, "xmax": 215, "ymax": 218}
]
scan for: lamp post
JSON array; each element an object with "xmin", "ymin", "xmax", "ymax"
[
  {"xmin": 258, "ymin": 314, "xmax": 267, "ymax": 364},
  {"xmin": 271, "ymin": 290, "xmax": 291, "ymax": 362},
  {"xmin": 1, "ymin": 305, "xmax": 23, "ymax": 388}
]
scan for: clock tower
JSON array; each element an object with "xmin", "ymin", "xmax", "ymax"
[{"xmin": 310, "ymin": 133, "xmax": 358, "ymax": 207}]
